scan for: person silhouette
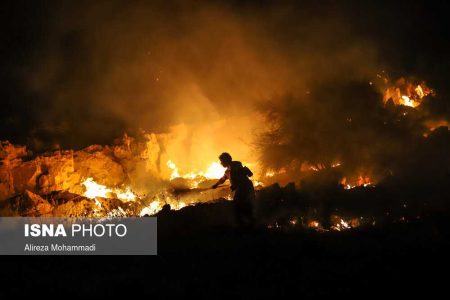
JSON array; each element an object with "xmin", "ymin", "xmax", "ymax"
[{"xmin": 212, "ymin": 152, "xmax": 255, "ymax": 227}]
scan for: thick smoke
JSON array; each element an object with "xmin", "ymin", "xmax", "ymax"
[
  {"xmin": 3, "ymin": 1, "xmax": 449, "ymax": 182},
  {"xmin": 18, "ymin": 2, "xmax": 375, "ymax": 143},
  {"xmin": 21, "ymin": 1, "xmax": 288, "ymax": 150}
]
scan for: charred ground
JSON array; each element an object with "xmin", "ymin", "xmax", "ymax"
[{"xmin": 1, "ymin": 183, "xmax": 450, "ymax": 297}]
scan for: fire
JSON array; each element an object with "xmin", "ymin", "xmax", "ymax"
[
  {"xmin": 330, "ymin": 216, "xmax": 362, "ymax": 231},
  {"xmin": 200, "ymin": 162, "xmax": 227, "ymax": 179},
  {"xmin": 82, "ymin": 178, "xmax": 137, "ymax": 202},
  {"xmin": 264, "ymin": 168, "xmax": 286, "ymax": 178},
  {"xmin": 289, "ymin": 217, "xmax": 298, "ymax": 225},
  {"xmin": 331, "ymin": 218, "xmax": 351, "ymax": 231},
  {"xmin": 82, "ymin": 178, "xmax": 113, "ymax": 199},
  {"xmin": 383, "ymin": 78, "xmax": 434, "ymax": 109},
  {"xmin": 167, "ymin": 160, "xmax": 265, "ymax": 188},
  {"xmin": 82, "ymin": 176, "xmax": 191, "ymax": 216},
  {"xmin": 81, "ymin": 176, "xmax": 193, "ymax": 217},
  {"xmin": 308, "ymin": 220, "xmax": 320, "ymax": 228},
  {"xmin": 167, "ymin": 160, "xmax": 181, "ymax": 180},
  {"xmin": 139, "ymin": 198, "xmax": 187, "ymax": 216},
  {"xmin": 331, "ymin": 162, "xmax": 341, "ymax": 168},
  {"xmin": 400, "ymin": 95, "xmax": 418, "ymax": 108},
  {"xmin": 115, "ymin": 188, "xmax": 137, "ymax": 202},
  {"xmin": 300, "ymin": 162, "xmax": 326, "ymax": 172},
  {"xmin": 300, "ymin": 161, "xmax": 341, "ymax": 173},
  {"xmin": 265, "ymin": 170, "xmax": 275, "ymax": 177},
  {"xmin": 341, "ymin": 175, "xmax": 374, "ymax": 189},
  {"xmin": 139, "ymin": 201, "xmax": 163, "ymax": 216},
  {"xmin": 252, "ymin": 180, "xmax": 264, "ymax": 188},
  {"xmin": 167, "ymin": 160, "xmax": 226, "ymax": 181},
  {"xmin": 415, "ymin": 85, "xmax": 425, "ymax": 98}
]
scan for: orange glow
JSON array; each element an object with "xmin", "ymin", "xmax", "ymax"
[
  {"xmin": 383, "ymin": 79, "xmax": 434, "ymax": 109},
  {"xmin": 341, "ymin": 175, "xmax": 374, "ymax": 189},
  {"xmin": 308, "ymin": 220, "xmax": 320, "ymax": 228},
  {"xmin": 400, "ymin": 95, "xmax": 418, "ymax": 108},
  {"xmin": 82, "ymin": 178, "xmax": 137, "ymax": 202},
  {"xmin": 169, "ymin": 160, "xmax": 226, "ymax": 180}
]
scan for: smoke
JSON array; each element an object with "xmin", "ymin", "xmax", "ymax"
[
  {"xmin": 18, "ymin": 1, "xmax": 375, "ymax": 138},
  {"xmin": 21, "ymin": 1, "xmax": 278, "ymax": 148},
  {"xmin": 3, "ymin": 0, "xmax": 448, "ymax": 182}
]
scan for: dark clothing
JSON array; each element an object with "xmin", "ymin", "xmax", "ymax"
[
  {"xmin": 233, "ymin": 183, "xmax": 255, "ymax": 226},
  {"xmin": 218, "ymin": 161, "xmax": 255, "ymax": 226},
  {"xmin": 219, "ymin": 161, "xmax": 253, "ymax": 190}
]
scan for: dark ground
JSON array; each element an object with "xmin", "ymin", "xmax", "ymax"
[{"xmin": 0, "ymin": 196, "xmax": 449, "ymax": 298}]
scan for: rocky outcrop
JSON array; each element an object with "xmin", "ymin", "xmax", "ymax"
[
  {"xmin": 0, "ymin": 133, "xmax": 201, "ymax": 217},
  {"xmin": 0, "ymin": 134, "xmax": 168, "ymax": 212},
  {"xmin": 0, "ymin": 140, "xmax": 135, "ymax": 203}
]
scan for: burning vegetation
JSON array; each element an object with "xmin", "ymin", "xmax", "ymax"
[
  {"xmin": 0, "ymin": 134, "xmax": 231, "ymax": 218},
  {"xmin": 0, "ymin": 1, "xmax": 449, "ymax": 234},
  {"xmin": 382, "ymin": 76, "xmax": 434, "ymax": 108},
  {"xmin": 1, "ymin": 73, "xmax": 448, "ymax": 232}
]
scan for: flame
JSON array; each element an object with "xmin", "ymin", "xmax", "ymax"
[
  {"xmin": 330, "ymin": 216, "xmax": 362, "ymax": 231},
  {"xmin": 341, "ymin": 175, "xmax": 374, "ymax": 189},
  {"xmin": 332, "ymin": 218, "xmax": 351, "ymax": 231},
  {"xmin": 400, "ymin": 95, "xmax": 418, "ymax": 108},
  {"xmin": 299, "ymin": 161, "xmax": 341, "ymax": 173},
  {"xmin": 82, "ymin": 178, "xmax": 112, "ymax": 199},
  {"xmin": 289, "ymin": 217, "xmax": 298, "ymax": 225},
  {"xmin": 265, "ymin": 170, "xmax": 275, "ymax": 177},
  {"xmin": 139, "ymin": 198, "xmax": 187, "ymax": 216},
  {"xmin": 308, "ymin": 220, "xmax": 320, "ymax": 228},
  {"xmin": 115, "ymin": 188, "xmax": 137, "ymax": 202},
  {"xmin": 167, "ymin": 159, "xmax": 266, "ymax": 189},
  {"xmin": 300, "ymin": 162, "xmax": 326, "ymax": 172},
  {"xmin": 139, "ymin": 201, "xmax": 164, "ymax": 216},
  {"xmin": 81, "ymin": 177, "xmax": 191, "ymax": 217},
  {"xmin": 167, "ymin": 160, "xmax": 226, "ymax": 181},
  {"xmin": 264, "ymin": 168, "xmax": 286, "ymax": 178},
  {"xmin": 331, "ymin": 162, "xmax": 341, "ymax": 168},
  {"xmin": 203, "ymin": 162, "xmax": 227, "ymax": 179},
  {"xmin": 383, "ymin": 79, "xmax": 434, "ymax": 108},
  {"xmin": 167, "ymin": 160, "xmax": 181, "ymax": 180},
  {"xmin": 415, "ymin": 85, "xmax": 425, "ymax": 98},
  {"xmin": 252, "ymin": 180, "xmax": 264, "ymax": 187},
  {"xmin": 82, "ymin": 178, "xmax": 137, "ymax": 202}
]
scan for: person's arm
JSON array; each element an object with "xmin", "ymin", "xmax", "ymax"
[{"xmin": 212, "ymin": 174, "xmax": 228, "ymax": 189}]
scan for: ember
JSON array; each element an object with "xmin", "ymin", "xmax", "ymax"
[
  {"xmin": 382, "ymin": 77, "xmax": 434, "ymax": 108},
  {"xmin": 341, "ymin": 176, "xmax": 375, "ymax": 190}
]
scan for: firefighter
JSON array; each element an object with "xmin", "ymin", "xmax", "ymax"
[{"xmin": 212, "ymin": 152, "xmax": 255, "ymax": 227}]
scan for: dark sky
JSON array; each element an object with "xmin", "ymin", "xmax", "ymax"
[{"xmin": 1, "ymin": 0, "xmax": 449, "ymax": 150}]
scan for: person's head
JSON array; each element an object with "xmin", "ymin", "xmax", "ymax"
[{"xmin": 219, "ymin": 152, "xmax": 232, "ymax": 167}]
